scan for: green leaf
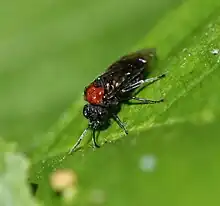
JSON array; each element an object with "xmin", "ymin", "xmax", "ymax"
[
  {"xmin": 33, "ymin": 120, "xmax": 220, "ymax": 206},
  {"xmin": 30, "ymin": 0, "xmax": 220, "ymax": 161},
  {"xmin": 1, "ymin": 0, "xmax": 220, "ymax": 205},
  {"xmin": 0, "ymin": 0, "xmax": 182, "ymax": 152},
  {"xmin": 0, "ymin": 139, "xmax": 39, "ymax": 206},
  {"xmin": 28, "ymin": 0, "xmax": 220, "ymax": 204}
]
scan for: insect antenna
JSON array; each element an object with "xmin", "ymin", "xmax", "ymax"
[
  {"xmin": 68, "ymin": 127, "xmax": 89, "ymax": 154},
  {"xmin": 113, "ymin": 114, "xmax": 128, "ymax": 135}
]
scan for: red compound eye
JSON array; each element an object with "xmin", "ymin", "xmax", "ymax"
[{"xmin": 85, "ymin": 84, "xmax": 104, "ymax": 104}]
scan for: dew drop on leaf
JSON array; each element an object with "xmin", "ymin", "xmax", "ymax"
[{"xmin": 139, "ymin": 154, "xmax": 157, "ymax": 172}]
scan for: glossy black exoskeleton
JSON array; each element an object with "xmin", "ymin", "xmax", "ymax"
[{"xmin": 69, "ymin": 48, "xmax": 166, "ymax": 153}]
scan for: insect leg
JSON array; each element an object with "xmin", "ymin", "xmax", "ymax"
[
  {"xmin": 92, "ymin": 129, "xmax": 100, "ymax": 148},
  {"xmin": 113, "ymin": 114, "xmax": 128, "ymax": 135},
  {"xmin": 131, "ymin": 96, "xmax": 164, "ymax": 104},
  {"xmin": 68, "ymin": 127, "xmax": 89, "ymax": 154},
  {"xmin": 122, "ymin": 72, "xmax": 167, "ymax": 93},
  {"xmin": 108, "ymin": 67, "xmax": 145, "ymax": 98}
]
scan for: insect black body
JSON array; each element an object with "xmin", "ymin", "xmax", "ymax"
[{"xmin": 69, "ymin": 48, "xmax": 166, "ymax": 153}]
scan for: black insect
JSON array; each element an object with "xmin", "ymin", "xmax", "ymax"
[{"xmin": 69, "ymin": 48, "xmax": 166, "ymax": 153}]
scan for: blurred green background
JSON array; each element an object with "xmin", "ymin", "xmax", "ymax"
[{"xmin": 1, "ymin": 0, "xmax": 220, "ymax": 205}]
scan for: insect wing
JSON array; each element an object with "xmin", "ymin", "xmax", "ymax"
[{"xmin": 100, "ymin": 48, "xmax": 156, "ymax": 100}]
